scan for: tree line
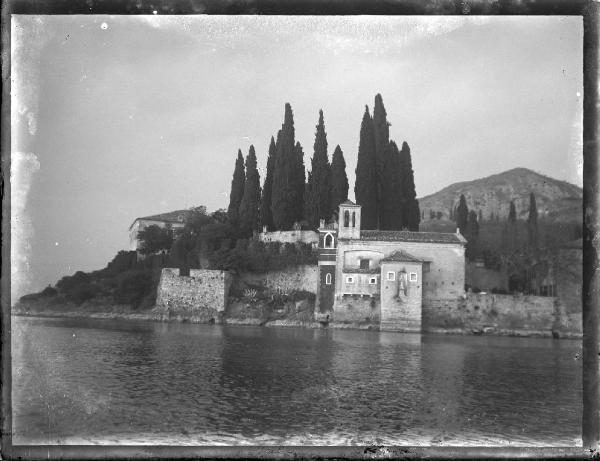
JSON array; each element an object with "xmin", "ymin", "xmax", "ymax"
[{"xmin": 227, "ymin": 94, "xmax": 420, "ymax": 236}]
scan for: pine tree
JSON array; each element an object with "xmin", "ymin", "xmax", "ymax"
[
  {"xmin": 354, "ymin": 105, "xmax": 378, "ymax": 229},
  {"xmin": 227, "ymin": 150, "xmax": 245, "ymax": 226},
  {"xmin": 372, "ymin": 94, "xmax": 390, "ymax": 229},
  {"xmin": 527, "ymin": 192, "xmax": 539, "ymax": 249},
  {"xmin": 260, "ymin": 136, "xmax": 276, "ymax": 231},
  {"xmin": 272, "ymin": 103, "xmax": 298, "ymax": 230},
  {"xmin": 399, "ymin": 141, "xmax": 420, "ymax": 231},
  {"xmin": 310, "ymin": 110, "xmax": 331, "ymax": 223},
  {"xmin": 238, "ymin": 145, "xmax": 261, "ymax": 238},
  {"xmin": 330, "ymin": 144, "xmax": 349, "ymax": 213},
  {"xmin": 456, "ymin": 194, "xmax": 469, "ymax": 233}
]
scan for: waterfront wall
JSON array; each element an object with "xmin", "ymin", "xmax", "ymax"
[
  {"xmin": 332, "ymin": 295, "xmax": 380, "ymax": 324},
  {"xmin": 239, "ymin": 265, "xmax": 318, "ymax": 294},
  {"xmin": 422, "ymin": 293, "xmax": 581, "ymax": 336},
  {"xmin": 156, "ymin": 268, "xmax": 233, "ymax": 320}
]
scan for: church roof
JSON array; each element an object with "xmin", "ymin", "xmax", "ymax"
[
  {"xmin": 359, "ymin": 230, "xmax": 466, "ymax": 244},
  {"xmin": 339, "ymin": 200, "xmax": 360, "ymax": 207},
  {"xmin": 381, "ymin": 250, "xmax": 424, "ymax": 263}
]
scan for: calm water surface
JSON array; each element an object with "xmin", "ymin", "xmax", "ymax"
[{"xmin": 12, "ymin": 315, "xmax": 582, "ymax": 446}]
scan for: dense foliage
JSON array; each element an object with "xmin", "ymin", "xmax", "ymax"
[{"xmin": 137, "ymin": 224, "xmax": 174, "ymax": 255}]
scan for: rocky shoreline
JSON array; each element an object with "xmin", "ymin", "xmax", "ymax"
[{"xmin": 12, "ymin": 304, "xmax": 581, "ymax": 339}]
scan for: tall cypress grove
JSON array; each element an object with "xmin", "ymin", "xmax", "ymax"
[
  {"xmin": 372, "ymin": 94, "xmax": 390, "ymax": 229},
  {"xmin": 272, "ymin": 103, "xmax": 304, "ymax": 230},
  {"xmin": 227, "ymin": 150, "xmax": 245, "ymax": 226},
  {"xmin": 238, "ymin": 145, "xmax": 261, "ymax": 238},
  {"xmin": 354, "ymin": 105, "xmax": 378, "ymax": 229},
  {"xmin": 307, "ymin": 110, "xmax": 331, "ymax": 227},
  {"xmin": 260, "ymin": 136, "xmax": 276, "ymax": 231},
  {"xmin": 527, "ymin": 192, "xmax": 539, "ymax": 249},
  {"xmin": 330, "ymin": 145, "xmax": 349, "ymax": 213}
]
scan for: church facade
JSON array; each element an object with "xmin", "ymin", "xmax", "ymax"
[{"xmin": 316, "ymin": 201, "xmax": 467, "ymax": 331}]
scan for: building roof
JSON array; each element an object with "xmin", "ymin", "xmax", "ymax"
[
  {"xmin": 129, "ymin": 209, "xmax": 195, "ymax": 230},
  {"xmin": 341, "ymin": 267, "xmax": 380, "ymax": 274},
  {"xmin": 359, "ymin": 230, "xmax": 466, "ymax": 244},
  {"xmin": 381, "ymin": 250, "xmax": 424, "ymax": 263}
]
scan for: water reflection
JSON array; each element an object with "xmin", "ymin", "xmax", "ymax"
[{"xmin": 12, "ymin": 317, "xmax": 582, "ymax": 445}]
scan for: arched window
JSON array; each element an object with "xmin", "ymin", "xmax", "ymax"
[
  {"xmin": 324, "ymin": 233, "xmax": 334, "ymax": 248},
  {"xmin": 352, "ymin": 212, "xmax": 356, "ymax": 228},
  {"xmin": 325, "ymin": 273, "xmax": 332, "ymax": 285},
  {"xmin": 344, "ymin": 210, "xmax": 350, "ymax": 227}
]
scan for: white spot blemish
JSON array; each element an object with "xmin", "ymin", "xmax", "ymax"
[
  {"xmin": 26, "ymin": 112, "xmax": 37, "ymax": 135},
  {"xmin": 100, "ymin": 22, "xmax": 108, "ymax": 30},
  {"xmin": 153, "ymin": 10, "xmax": 158, "ymax": 14},
  {"xmin": 55, "ymin": 242, "xmax": 59, "ymax": 246},
  {"xmin": 576, "ymin": 92, "xmax": 581, "ymax": 98}
]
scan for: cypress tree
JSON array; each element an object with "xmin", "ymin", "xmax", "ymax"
[
  {"xmin": 380, "ymin": 141, "xmax": 403, "ymax": 230},
  {"xmin": 227, "ymin": 150, "xmax": 245, "ymax": 226},
  {"xmin": 354, "ymin": 105, "xmax": 378, "ymax": 229},
  {"xmin": 456, "ymin": 194, "xmax": 469, "ymax": 233},
  {"xmin": 238, "ymin": 145, "xmax": 261, "ymax": 238},
  {"xmin": 330, "ymin": 144, "xmax": 349, "ymax": 213},
  {"xmin": 507, "ymin": 200, "xmax": 518, "ymax": 252},
  {"xmin": 260, "ymin": 136, "xmax": 276, "ymax": 231},
  {"xmin": 303, "ymin": 171, "xmax": 318, "ymax": 228},
  {"xmin": 293, "ymin": 141, "xmax": 306, "ymax": 224},
  {"xmin": 272, "ymin": 104, "xmax": 297, "ymax": 230},
  {"xmin": 373, "ymin": 94, "xmax": 390, "ymax": 229},
  {"xmin": 465, "ymin": 210, "xmax": 480, "ymax": 259},
  {"xmin": 527, "ymin": 192, "xmax": 539, "ymax": 249},
  {"xmin": 399, "ymin": 141, "xmax": 420, "ymax": 231},
  {"xmin": 310, "ymin": 110, "xmax": 332, "ymax": 223}
]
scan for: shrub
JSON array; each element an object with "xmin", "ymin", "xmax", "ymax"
[
  {"xmin": 67, "ymin": 282, "xmax": 100, "ymax": 305},
  {"xmin": 114, "ymin": 270, "xmax": 155, "ymax": 308}
]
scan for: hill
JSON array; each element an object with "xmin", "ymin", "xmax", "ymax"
[{"xmin": 418, "ymin": 167, "xmax": 582, "ymax": 224}]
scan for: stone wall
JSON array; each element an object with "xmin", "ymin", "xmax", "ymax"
[
  {"xmin": 258, "ymin": 230, "xmax": 319, "ymax": 246},
  {"xmin": 380, "ymin": 261, "xmax": 422, "ymax": 332},
  {"xmin": 156, "ymin": 268, "xmax": 232, "ymax": 318},
  {"xmin": 238, "ymin": 265, "xmax": 318, "ymax": 294},
  {"xmin": 422, "ymin": 293, "xmax": 581, "ymax": 336},
  {"xmin": 332, "ymin": 295, "xmax": 380, "ymax": 324}
]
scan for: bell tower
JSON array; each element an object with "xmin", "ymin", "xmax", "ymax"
[{"xmin": 337, "ymin": 200, "xmax": 361, "ymax": 240}]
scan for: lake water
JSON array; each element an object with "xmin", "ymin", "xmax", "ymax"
[{"xmin": 11, "ymin": 315, "xmax": 582, "ymax": 446}]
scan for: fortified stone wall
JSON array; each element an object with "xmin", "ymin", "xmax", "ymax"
[
  {"xmin": 258, "ymin": 230, "xmax": 319, "ymax": 246},
  {"xmin": 332, "ymin": 295, "xmax": 380, "ymax": 324},
  {"xmin": 422, "ymin": 293, "xmax": 580, "ymax": 336},
  {"xmin": 156, "ymin": 268, "xmax": 232, "ymax": 316},
  {"xmin": 238, "ymin": 265, "xmax": 318, "ymax": 294}
]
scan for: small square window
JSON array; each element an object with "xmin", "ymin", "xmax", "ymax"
[
  {"xmin": 387, "ymin": 271, "xmax": 395, "ymax": 281},
  {"xmin": 369, "ymin": 277, "xmax": 377, "ymax": 285},
  {"xmin": 346, "ymin": 276, "xmax": 354, "ymax": 284},
  {"xmin": 409, "ymin": 272, "xmax": 418, "ymax": 282}
]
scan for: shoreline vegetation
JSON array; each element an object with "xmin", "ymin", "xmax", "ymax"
[{"xmin": 12, "ymin": 298, "xmax": 582, "ymax": 340}]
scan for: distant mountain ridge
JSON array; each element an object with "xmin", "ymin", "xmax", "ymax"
[{"xmin": 418, "ymin": 167, "xmax": 582, "ymax": 223}]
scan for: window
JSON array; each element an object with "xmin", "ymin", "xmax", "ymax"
[
  {"xmin": 344, "ymin": 210, "xmax": 350, "ymax": 227},
  {"xmin": 324, "ymin": 233, "xmax": 334, "ymax": 248},
  {"xmin": 325, "ymin": 273, "xmax": 332, "ymax": 285},
  {"xmin": 369, "ymin": 277, "xmax": 377, "ymax": 285},
  {"xmin": 409, "ymin": 272, "xmax": 418, "ymax": 282},
  {"xmin": 352, "ymin": 212, "xmax": 356, "ymax": 228},
  {"xmin": 423, "ymin": 262, "xmax": 431, "ymax": 273},
  {"xmin": 360, "ymin": 259, "xmax": 370, "ymax": 270},
  {"xmin": 346, "ymin": 276, "xmax": 354, "ymax": 284},
  {"xmin": 387, "ymin": 271, "xmax": 395, "ymax": 281}
]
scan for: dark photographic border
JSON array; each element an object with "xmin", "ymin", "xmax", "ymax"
[{"xmin": 2, "ymin": 1, "xmax": 598, "ymax": 458}]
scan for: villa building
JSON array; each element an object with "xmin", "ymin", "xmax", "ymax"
[{"xmin": 317, "ymin": 201, "xmax": 467, "ymax": 331}]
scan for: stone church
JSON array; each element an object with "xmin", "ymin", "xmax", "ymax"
[{"xmin": 316, "ymin": 201, "xmax": 467, "ymax": 331}]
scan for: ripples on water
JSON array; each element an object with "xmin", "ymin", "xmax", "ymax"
[{"xmin": 11, "ymin": 316, "xmax": 582, "ymax": 446}]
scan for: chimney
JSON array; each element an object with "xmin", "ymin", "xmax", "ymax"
[
  {"xmin": 262, "ymin": 225, "xmax": 267, "ymax": 233},
  {"xmin": 319, "ymin": 219, "xmax": 325, "ymax": 228}
]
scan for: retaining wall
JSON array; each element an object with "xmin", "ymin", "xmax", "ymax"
[{"xmin": 238, "ymin": 265, "xmax": 318, "ymax": 294}]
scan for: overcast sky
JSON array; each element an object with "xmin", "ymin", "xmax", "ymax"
[{"xmin": 11, "ymin": 15, "xmax": 582, "ymax": 301}]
